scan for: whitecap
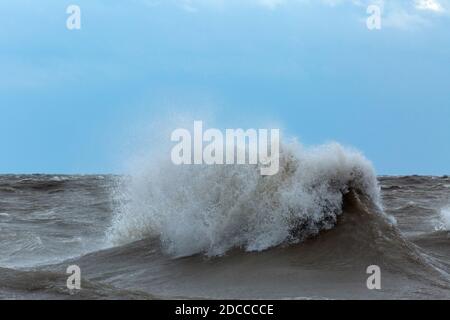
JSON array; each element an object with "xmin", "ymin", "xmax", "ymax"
[{"xmin": 108, "ymin": 139, "xmax": 383, "ymax": 257}]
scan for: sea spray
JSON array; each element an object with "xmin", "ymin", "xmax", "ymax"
[
  {"xmin": 438, "ymin": 207, "xmax": 450, "ymax": 231},
  {"xmin": 108, "ymin": 140, "xmax": 382, "ymax": 257}
]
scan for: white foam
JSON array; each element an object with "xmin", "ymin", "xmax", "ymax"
[
  {"xmin": 438, "ymin": 207, "xmax": 450, "ymax": 231},
  {"xmin": 108, "ymin": 140, "xmax": 382, "ymax": 257}
]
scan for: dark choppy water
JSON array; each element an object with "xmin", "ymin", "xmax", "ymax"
[{"xmin": 0, "ymin": 174, "xmax": 449, "ymax": 299}]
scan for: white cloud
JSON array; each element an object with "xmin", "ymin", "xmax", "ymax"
[
  {"xmin": 415, "ymin": 0, "xmax": 444, "ymax": 12},
  {"xmin": 383, "ymin": 11, "xmax": 431, "ymax": 29}
]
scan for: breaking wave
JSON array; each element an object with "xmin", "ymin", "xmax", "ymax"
[{"xmin": 108, "ymin": 140, "xmax": 387, "ymax": 257}]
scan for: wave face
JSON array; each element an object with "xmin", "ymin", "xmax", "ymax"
[{"xmin": 108, "ymin": 141, "xmax": 384, "ymax": 257}]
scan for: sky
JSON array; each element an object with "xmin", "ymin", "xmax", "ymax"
[{"xmin": 0, "ymin": 0, "xmax": 449, "ymax": 175}]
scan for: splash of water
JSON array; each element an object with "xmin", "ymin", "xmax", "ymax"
[{"xmin": 108, "ymin": 140, "xmax": 382, "ymax": 257}]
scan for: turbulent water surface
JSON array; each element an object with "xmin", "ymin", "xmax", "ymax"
[{"xmin": 1, "ymin": 147, "xmax": 449, "ymax": 299}]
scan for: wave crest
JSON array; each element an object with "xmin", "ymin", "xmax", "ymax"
[{"xmin": 108, "ymin": 141, "xmax": 382, "ymax": 257}]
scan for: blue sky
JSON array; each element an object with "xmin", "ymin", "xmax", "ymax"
[{"xmin": 0, "ymin": 0, "xmax": 449, "ymax": 175}]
